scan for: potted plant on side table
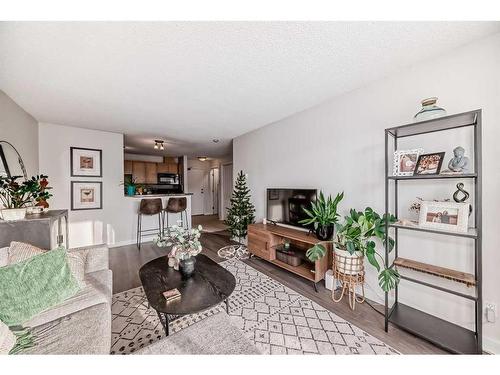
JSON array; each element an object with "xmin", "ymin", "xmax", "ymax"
[
  {"xmin": 0, "ymin": 175, "xmax": 53, "ymax": 221},
  {"xmin": 154, "ymin": 224, "xmax": 203, "ymax": 278},
  {"xmin": 299, "ymin": 191, "xmax": 344, "ymax": 241}
]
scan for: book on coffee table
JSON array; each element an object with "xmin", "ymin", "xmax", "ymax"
[{"xmin": 163, "ymin": 288, "xmax": 181, "ymax": 302}]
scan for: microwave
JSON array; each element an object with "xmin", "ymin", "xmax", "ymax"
[{"xmin": 157, "ymin": 173, "xmax": 180, "ymax": 185}]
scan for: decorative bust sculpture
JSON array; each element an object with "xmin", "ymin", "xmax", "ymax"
[{"xmin": 448, "ymin": 146, "xmax": 470, "ymax": 173}]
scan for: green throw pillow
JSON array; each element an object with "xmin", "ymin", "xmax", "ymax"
[{"xmin": 0, "ymin": 247, "xmax": 80, "ymax": 327}]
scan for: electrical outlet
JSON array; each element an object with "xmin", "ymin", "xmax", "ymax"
[{"xmin": 485, "ymin": 302, "xmax": 497, "ymax": 323}]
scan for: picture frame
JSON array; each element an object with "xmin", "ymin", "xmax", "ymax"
[
  {"xmin": 70, "ymin": 147, "xmax": 102, "ymax": 177},
  {"xmin": 71, "ymin": 181, "xmax": 103, "ymax": 210},
  {"xmin": 393, "ymin": 148, "xmax": 423, "ymax": 176},
  {"xmin": 418, "ymin": 200, "xmax": 469, "ymax": 233},
  {"xmin": 414, "ymin": 152, "xmax": 445, "ymax": 175}
]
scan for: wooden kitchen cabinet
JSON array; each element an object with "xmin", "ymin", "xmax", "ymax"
[
  {"xmin": 132, "ymin": 161, "xmax": 146, "ymax": 183},
  {"xmin": 124, "ymin": 160, "xmax": 133, "ymax": 174},
  {"xmin": 145, "ymin": 162, "xmax": 157, "ymax": 183}
]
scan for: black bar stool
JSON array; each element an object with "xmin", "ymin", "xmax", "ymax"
[
  {"xmin": 137, "ymin": 198, "xmax": 163, "ymax": 250},
  {"xmin": 163, "ymin": 197, "xmax": 188, "ymax": 232}
]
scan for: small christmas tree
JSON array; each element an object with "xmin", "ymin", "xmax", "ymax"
[{"xmin": 225, "ymin": 170, "xmax": 255, "ymax": 242}]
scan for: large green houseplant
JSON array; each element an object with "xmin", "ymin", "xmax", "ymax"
[
  {"xmin": 299, "ymin": 191, "xmax": 344, "ymax": 241},
  {"xmin": 306, "ymin": 207, "xmax": 399, "ymax": 292}
]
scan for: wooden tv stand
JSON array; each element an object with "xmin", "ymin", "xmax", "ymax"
[{"xmin": 247, "ymin": 223, "xmax": 330, "ymax": 291}]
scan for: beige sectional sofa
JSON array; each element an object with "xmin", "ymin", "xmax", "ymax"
[{"xmin": 0, "ymin": 244, "xmax": 112, "ymax": 354}]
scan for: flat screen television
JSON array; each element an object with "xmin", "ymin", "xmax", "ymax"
[{"xmin": 266, "ymin": 188, "xmax": 317, "ymax": 229}]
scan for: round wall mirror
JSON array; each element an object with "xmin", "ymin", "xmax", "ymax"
[{"xmin": 0, "ymin": 141, "xmax": 28, "ymax": 180}]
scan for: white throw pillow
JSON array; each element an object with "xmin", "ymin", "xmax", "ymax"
[
  {"xmin": 0, "ymin": 247, "xmax": 8, "ymax": 268},
  {"xmin": 8, "ymin": 241, "xmax": 45, "ymax": 264},
  {"xmin": 0, "ymin": 320, "xmax": 15, "ymax": 355}
]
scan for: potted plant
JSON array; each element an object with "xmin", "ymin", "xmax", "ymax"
[
  {"xmin": 299, "ymin": 191, "xmax": 344, "ymax": 240},
  {"xmin": 154, "ymin": 224, "xmax": 203, "ymax": 278},
  {"xmin": 0, "ymin": 175, "xmax": 53, "ymax": 221},
  {"xmin": 121, "ymin": 177, "xmax": 140, "ymax": 196}
]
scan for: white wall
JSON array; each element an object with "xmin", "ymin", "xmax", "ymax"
[
  {"xmin": 38, "ymin": 122, "xmax": 192, "ymax": 248},
  {"xmin": 0, "ymin": 90, "xmax": 39, "ymax": 177},
  {"xmin": 233, "ymin": 33, "xmax": 500, "ymax": 352}
]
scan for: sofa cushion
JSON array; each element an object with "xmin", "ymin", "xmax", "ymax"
[
  {"xmin": 134, "ymin": 312, "xmax": 261, "ymax": 355},
  {"xmin": 0, "ymin": 247, "xmax": 80, "ymax": 326},
  {"xmin": 25, "ymin": 269, "xmax": 112, "ymax": 328},
  {"xmin": 19, "ymin": 303, "xmax": 111, "ymax": 355},
  {"xmin": 8, "ymin": 241, "xmax": 45, "ymax": 264},
  {"xmin": 0, "ymin": 247, "xmax": 8, "ymax": 267},
  {"xmin": 0, "ymin": 319, "xmax": 15, "ymax": 355}
]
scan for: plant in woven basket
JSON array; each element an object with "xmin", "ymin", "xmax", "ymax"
[
  {"xmin": 334, "ymin": 207, "xmax": 398, "ymax": 292},
  {"xmin": 224, "ymin": 170, "xmax": 255, "ymax": 243}
]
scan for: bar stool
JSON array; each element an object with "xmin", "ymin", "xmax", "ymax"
[
  {"xmin": 137, "ymin": 198, "xmax": 163, "ymax": 250},
  {"xmin": 163, "ymin": 197, "xmax": 188, "ymax": 232}
]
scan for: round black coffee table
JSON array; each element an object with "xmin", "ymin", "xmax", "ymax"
[{"xmin": 139, "ymin": 254, "xmax": 236, "ymax": 336}]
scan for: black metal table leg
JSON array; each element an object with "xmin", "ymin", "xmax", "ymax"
[
  {"xmin": 225, "ymin": 298, "xmax": 230, "ymax": 314},
  {"xmin": 157, "ymin": 311, "xmax": 170, "ymax": 336},
  {"xmin": 313, "ymin": 282, "xmax": 318, "ymax": 293}
]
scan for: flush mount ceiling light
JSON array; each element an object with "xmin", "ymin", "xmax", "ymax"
[
  {"xmin": 154, "ymin": 140, "xmax": 164, "ymax": 150},
  {"xmin": 212, "ymin": 139, "xmax": 220, "ymax": 143},
  {"xmin": 198, "ymin": 156, "xmax": 208, "ymax": 162}
]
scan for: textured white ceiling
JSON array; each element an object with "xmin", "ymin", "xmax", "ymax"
[{"xmin": 1, "ymin": 22, "xmax": 499, "ymax": 156}]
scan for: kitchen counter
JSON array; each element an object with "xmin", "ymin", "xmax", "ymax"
[{"xmin": 125, "ymin": 193, "xmax": 193, "ymax": 198}]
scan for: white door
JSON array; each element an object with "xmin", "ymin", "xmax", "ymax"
[
  {"xmin": 221, "ymin": 163, "xmax": 233, "ymax": 220},
  {"xmin": 187, "ymin": 169, "xmax": 208, "ymax": 215}
]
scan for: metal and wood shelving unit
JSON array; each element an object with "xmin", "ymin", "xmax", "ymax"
[{"xmin": 384, "ymin": 110, "xmax": 482, "ymax": 354}]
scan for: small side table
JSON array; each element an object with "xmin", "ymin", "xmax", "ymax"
[{"xmin": 0, "ymin": 209, "xmax": 69, "ymax": 249}]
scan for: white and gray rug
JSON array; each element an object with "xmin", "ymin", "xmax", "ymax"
[{"xmin": 111, "ymin": 259, "xmax": 399, "ymax": 355}]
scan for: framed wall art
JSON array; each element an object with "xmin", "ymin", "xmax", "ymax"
[
  {"xmin": 418, "ymin": 200, "xmax": 469, "ymax": 233},
  {"xmin": 393, "ymin": 148, "xmax": 423, "ymax": 176},
  {"xmin": 71, "ymin": 181, "xmax": 103, "ymax": 210},
  {"xmin": 70, "ymin": 147, "xmax": 102, "ymax": 177}
]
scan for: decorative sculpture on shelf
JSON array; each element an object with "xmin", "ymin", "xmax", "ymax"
[
  {"xmin": 447, "ymin": 146, "xmax": 470, "ymax": 173},
  {"xmin": 453, "ymin": 182, "xmax": 472, "ymax": 216}
]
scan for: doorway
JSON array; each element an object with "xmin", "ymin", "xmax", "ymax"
[
  {"xmin": 209, "ymin": 167, "xmax": 219, "ymax": 215},
  {"xmin": 220, "ymin": 163, "xmax": 233, "ymax": 220},
  {"xmin": 187, "ymin": 168, "xmax": 208, "ymax": 216}
]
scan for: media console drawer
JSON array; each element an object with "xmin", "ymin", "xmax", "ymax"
[{"xmin": 248, "ymin": 229, "xmax": 273, "ymax": 260}]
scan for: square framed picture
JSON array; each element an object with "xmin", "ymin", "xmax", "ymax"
[
  {"xmin": 418, "ymin": 200, "xmax": 469, "ymax": 233},
  {"xmin": 71, "ymin": 181, "xmax": 102, "ymax": 210},
  {"xmin": 393, "ymin": 148, "xmax": 423, "ymax": 176},
  {"xmin": 70, "ymin": 147, "xmax": 102, "ymax": 177},
  {"xmin": 414, "ymin": 152, "xmax": 445, "ymax": 175}
]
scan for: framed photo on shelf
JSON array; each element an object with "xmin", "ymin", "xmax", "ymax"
[
  {"xmin": 393, "ymin": 148, "xmax": 423, "ymax": 176},
  {"xmin": 418, "ymin": 200, "xmax": 469, "ymax": 233},
  {"xmin": 71, "ymin": 181, "xmax": 103, "ymax": 210},
  {"xmin": 414, "ymin": 152, "xmax": 445, "ymax": 175},
  {"xmin": 70, "ymin": 147, "xmax": 102, "ymax": 177}
]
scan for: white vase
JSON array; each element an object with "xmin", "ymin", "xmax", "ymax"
[
  {"xmin": 0, "ymin": 208, "xmax": 27, "ymax": 221},
  {"xmin": 333, "ymin": 247, "xmax": 364, "ymax": 275}
]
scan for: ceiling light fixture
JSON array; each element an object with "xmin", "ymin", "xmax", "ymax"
[
  {"xmin": 198, "ymin": 157, "xmax": 207, "ymax": 162},
  {"xmin": 154, "ymin": 140, "xmax": 164, "ymax": 150},
  {"xmin": 212, "ymin": 139, "xmax": 220, "ymax": 143}
]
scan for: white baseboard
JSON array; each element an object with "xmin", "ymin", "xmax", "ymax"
[{"xmin": 483, "ymin": 336, "xmax": 500, "ymax": 354}]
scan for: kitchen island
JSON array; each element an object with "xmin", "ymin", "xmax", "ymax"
[{"xmin": 121, "ymin": 193, "xmax": 193, "ymax": 246}]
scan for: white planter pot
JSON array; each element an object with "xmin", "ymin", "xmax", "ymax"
[
  {"xmin": 0, "ymin": 208, "xmax": 27, "ymax": 221},
  {"xmin": 333, "ymin": 247, "xmax": 364, "ymax": 275}
]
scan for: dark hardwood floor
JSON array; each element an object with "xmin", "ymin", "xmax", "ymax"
[{"xmin": 109, "ymin": 230, "xmax": 445, "ymax": 354}]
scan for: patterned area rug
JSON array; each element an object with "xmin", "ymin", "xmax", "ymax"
[{"xmin": 111, "ymin": 259, "xmax": 398, "ymax": 355}]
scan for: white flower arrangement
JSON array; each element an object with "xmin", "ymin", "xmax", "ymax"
[{"xmin": 154, "ymin": 222, "xmax": 203, "ymax": 269}]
